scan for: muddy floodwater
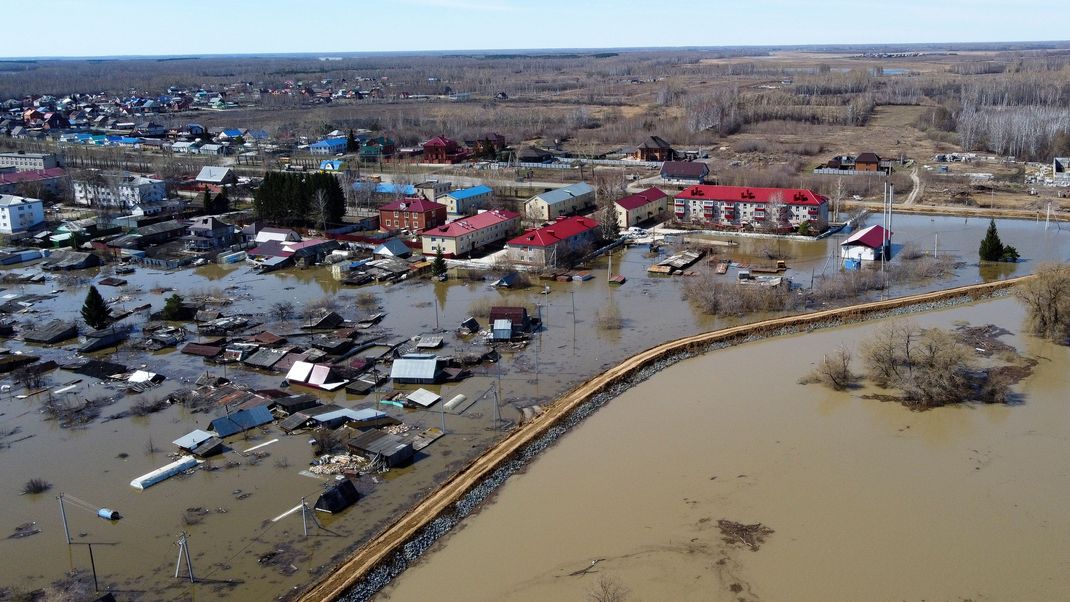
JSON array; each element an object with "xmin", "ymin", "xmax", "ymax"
[
  {"xmin": 379, "ymin": 296, "xmax": 1070, "ymax": 602},
  {"xmin": 0, "ymin": 213, "xmax": 1068, "ymax": 599}
]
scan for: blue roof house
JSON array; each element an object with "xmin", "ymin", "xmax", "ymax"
[
  {"xmin": 310, "ymin": 137, "xmax": 348, "ymax": 155},
  {"xmin": 442, "ymin": 185, "xmax": 493, "ymax": 216}
]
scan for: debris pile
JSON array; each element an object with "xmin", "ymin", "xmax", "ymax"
[{"xmin": 717, "ymin": 519, "xmax": 774, "ymax": 551}]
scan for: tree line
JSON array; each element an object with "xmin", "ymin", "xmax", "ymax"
[{"xmin": 252, "ymin": 171, "xmax": 345, "ymax": 229}]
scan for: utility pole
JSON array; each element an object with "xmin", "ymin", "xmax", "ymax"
[
  {"xmin": 58, "ymin": 493, "xmax": 71, "ymax": 545},
  {"xmin": 175, "ymin": 532, "xmax": 195, "ymax": 583},
  {"xmin": 87, "ymin": 543, "xmax": 99, "ymax": 592}
]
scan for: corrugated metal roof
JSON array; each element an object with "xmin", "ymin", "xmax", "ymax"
[
  {"xmin": 447, "ymin": 185, "xmax": 492, "ymax": 201},
  {"xmin": 406, "ymin": 388, "xmax": 441, "ymax": 407},
  {"xmin": 173, "ymin": 429, "xmax": 214, "ymax": 449},
  {"xmin": 209, "ymin": 406, "xmax": 273, "ymax": 438},
  {"xmin": 533, "ymin": 182, "xmax": 594, "ymax": 206},
  {"xmin": 390, "ymin": 354, "xmax": 439, "ymax": 380}
]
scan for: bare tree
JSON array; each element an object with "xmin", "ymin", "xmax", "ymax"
[
  {"xmin": 1015, "ymin": 263, "xmax": 1070, "ymax": 342},
  {"xmin": 587, "ymin": 576, "xmax": 629, "ymax": 602},
  {"xmin": 309, "ymin": 188, "xmax": 330, "ymax": 233},
  {"xmin": 803, "ymin": 345, "xmax": 856, "ymax": 390}
]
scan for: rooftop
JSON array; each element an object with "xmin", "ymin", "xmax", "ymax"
[
  {"xmin": 424, "ymin": 210, "xmax": 519, "ymax": 238},
  {"xmin": 675, "ymin": 185, "xmax": 826, "ymax": 206},
  {"xmin": 533, "ymin": 182, "xmax": 595, "ymax": 206},
  {"xmin": 507, "ymin": 215, "xmax": 599, "ymax": 248},
  {"xmin": 380, "ymin": 197, "xmax": 446, "ymax": 213},
  {"xmin": 615, "ymin": 187, "xmax": 667, "ymax": 210},
  {"xmin": 446, "ymin": 185, "xmax": 493, "ymax": 201}
]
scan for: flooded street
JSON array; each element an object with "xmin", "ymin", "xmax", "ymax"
[
  {"xmin": 1, "ymin": 213, "xmax": 1069, "ymax": 599},
  {"xmin": 379, "ymin": 296, "xmax": 1070, "ymax": 601}
]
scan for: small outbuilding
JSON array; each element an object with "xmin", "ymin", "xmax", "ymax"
[
  {"xmin": 314, "ymin": 479, "xmax": 360, "ymax": 514},
  {"xmin": 840, "ymin": 224, "xmax": 891, "ymax": 262}
]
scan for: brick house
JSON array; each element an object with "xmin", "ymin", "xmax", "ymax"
[
  {"xmin": 633, "ymin": 136, "xmax": 674, "ymax": 162},
  {"xmin": 422, "ymin": 136, "xmax": 468, "ymax": 164},
  {"xmin": 378, "ymin": 197, "xmax": 448, "ymax": 232}
]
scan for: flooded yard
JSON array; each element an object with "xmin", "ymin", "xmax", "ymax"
[
  {"xmin": 0, "ymin": 213, "xmax": 1068, "ymax": 599},
  {"xmin": 378, "ymin": 296, "xmax": 1070, "ymax": 601}
]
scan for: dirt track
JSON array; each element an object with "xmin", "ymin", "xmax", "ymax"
[{"xmin": 300, "ymin": 275, "xmax": 1033, "ymax": 602}]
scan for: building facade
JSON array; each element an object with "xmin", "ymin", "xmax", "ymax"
[
  {"xmin": 525, "ymin": 182, "xmax": 595, "ymax": 222},
  {"xmin": 421, "ymin": 210, "xmax": 520, "ymax": 257},
  {"xmin": 0, "ymin": 195, "xmax": 45, "ymax": 234},
  {"xmin": 673, "ymin": 185, "xmax": 828, "ymax": 230},
  {"xmin": 378, "ymin": 198, "xmax": 448, "ymax": 232},
  {"xmin": 73, "ymin": 174, "xmax": 166, "ymax": 208},
  {"xmin": 0, "ymin": 152, "xmax": 59, "ymax": 172},
  {"xmin": 442, "ymin": 185, "xmax": 492, "ymax": 215},
  {"xmin": 506, "ymin": 215, "xmax": 599, "ymax": 266},
  {"xmin": 614, "ymin": 187, "xmax": 669, "ymax": 228}
]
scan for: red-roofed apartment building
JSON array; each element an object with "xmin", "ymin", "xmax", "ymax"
[
  {"xmin": 614, "ymin": 187, "xmax": 668, "ymax": 228},
  {"xmin": 506, "ymin": 215, "xmax": 599, "ymax": 267},
  {"xmin": 421, "ymin": 210, "xmax": 520, "ymax": 257},
  {"xmin": 379, "ymin": 197, "xmax": 448, "ymax": 232},
  {"xmin": 422, "ymin": 135, "xmax": 468, "ymax": 164},
  {"xmin": 673, "ymin": 185, "xmax": 828, "ymax": 230}
]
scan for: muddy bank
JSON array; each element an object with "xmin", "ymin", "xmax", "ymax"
[{"xmin": 379, "ymin": 296, "xmax": 1070, "ymax": 601}]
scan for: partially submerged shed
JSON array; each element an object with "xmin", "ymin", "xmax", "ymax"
[
  {"xmin": 347, "ymin": 430, "xmax": 415, "ymax": 467},
  {"xmin": 24, "ymin": 319, "xmax": 77, "ymax": 344},
  {"xmin": 389, "ymin": 353, "xmax": 442, "ymax": 384},
  {"xmin": 314, "ymin": 479, "xmax": 359, "ymax": 514},
  {"xmin": 209, "ymin": 405, "xmax": 273, "ymax": 437}
]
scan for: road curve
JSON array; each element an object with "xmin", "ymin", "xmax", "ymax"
[{"xmin": 300, "ymin": 275, "xmax": 1033, "ymax": 602}]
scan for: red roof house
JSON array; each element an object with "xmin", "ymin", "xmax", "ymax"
[
  {"xmin": 673, "ymin": 185, "xmax": 828, "ymax": 230},
  {"xmin": 421, "ymin": 210, "xmax": 520, "ymax": 257},
  {"xmin": 506, "ymin": 215, "xmax": 599, "ymax": 267},
  {"xmin": 378, "ymin": 197, "xmax": 448, "ymax": 232},
  {"xmin": 614, "ymin": 187, "xmax": 669, "ymax": 228},
  {"xmin": 422, "ymin": 136, "xmax": 468, "ymax": 164}
]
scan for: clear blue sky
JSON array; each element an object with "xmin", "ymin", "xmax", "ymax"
[{"xmin": 4, "ymin": 0, "xmax": 1064, "ymax": 57}]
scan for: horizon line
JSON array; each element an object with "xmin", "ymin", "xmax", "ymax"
[{"xmin": 3, "ymin": 39, "xmax": 1070, "ymax": 61}]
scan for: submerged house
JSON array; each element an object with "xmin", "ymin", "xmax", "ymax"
[
  {"xmin": 389, "ymin": 353, "xmax": 442, "ymax": 384},
  {"xmin": 347, "ymin": 429, "xmax": 415, "ymax": 467},
  {"xmin": 315, "ymin": 479, "xmax": 360, "ymax": 514},
  {"xmin": 285, "ymin": 360, "xmax": 349, "ymax": 391},
  {"xmin": 840, "ymin": 224, "xmax": 891, "ymax": 262},
  {"xmin": 209, "ymin": 405, "xmax": 273, "ymax": 437}
]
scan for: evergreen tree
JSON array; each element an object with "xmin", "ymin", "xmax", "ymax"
[
  {"xmin": 346, "ymin": 129, "xmax": 359, "ymax": 153},
  {"xmin": 213, "ymin": 190, "xmax": 229, "ymax": 213},
  {"xmin": 432, "ymin": 249, "xmax": 447, "ymax": 276},
  {"xmin": 978, "ymin": 219, "xmax": 1005, "ymax": 261},
  {"xmin": 161, "ymin": 293, "xmax": 185, "ymax": 320},
  {"xmin": 80, "ymin": 285, "xmax": 111, "ymax": 330},
  {"xmin": 202, "ymin": 189, "xmax": 212, "ymax": 211}
]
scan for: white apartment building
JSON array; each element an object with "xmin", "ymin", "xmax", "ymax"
[
  {"xmin": 0, "ymin": 195, "xmax": 45, "ymax": 234},
  {"xmin": 0, "ymin": 152, "xmax": 59, "ymax": 172},
  {"xmin": 73, "ymin": 173, "xmax": 166, "ymax": 208}
]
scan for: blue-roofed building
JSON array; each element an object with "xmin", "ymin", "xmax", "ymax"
[
  {"xmin": 219, "ymin": 128, "xmax": 245, "ymax": 140},
  {"xmin": 442, "ymin": 185, "xmax": 493, "ymax": 216},
  {"xmin": 310, "ymin": 137, "xmax": 348, "ymax": 155},
  {"xmin": 353, "ymin": 181, "xmax": 417, "ymax": 197},
  {"xmin": 319, "ymin": 159, "xmax": 346, "ymax": 172},
  {"xmin": 209, "ymin": 405, "xmax": 273, "ymax": 438},
  {"xmin": 525, "ymin": 182, "xmax": 596, "ymax": 221}
]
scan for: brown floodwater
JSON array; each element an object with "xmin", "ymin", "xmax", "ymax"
[
  {"xmin": 1, "ymin": 214, "xmax": 1068, "ymax": 599},
  {"xmin": 379, "ymin": 296, "xmax": 1070, "ymax": 602}
]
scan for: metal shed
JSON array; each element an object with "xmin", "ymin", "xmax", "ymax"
[
  {"xmin": 389, "ymin": 353, "xmax": 442, "ymax": 384},
  {"xmin": 347, "ymin": 430, "xmax": 415, "ymax": 467}
]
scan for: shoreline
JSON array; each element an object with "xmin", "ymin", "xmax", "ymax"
[{"xmin": 300, "ymin": 275, "xmax": 1030, "ymax": 602}]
